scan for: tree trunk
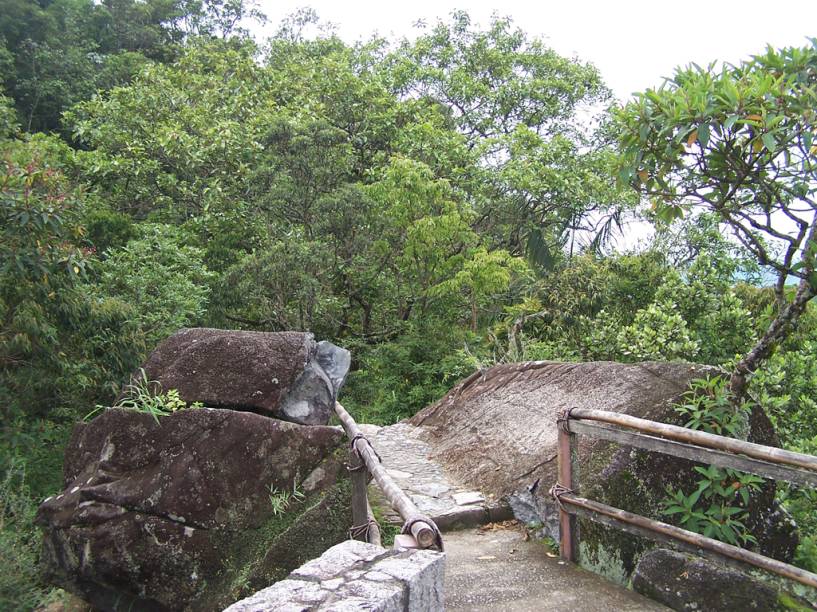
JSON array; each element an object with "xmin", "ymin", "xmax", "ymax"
[{"xmin": 729, "ymin": 277, "xmax": 815, "ymax": 398}]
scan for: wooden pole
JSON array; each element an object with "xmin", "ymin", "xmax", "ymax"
[
  {"xmin": 366, "ymin": 499, "xmax": 382, "ymax": 547},
  {"xmin": 568, "ymin": 419, "xmax": 817, "ymax": 487},
  {"xmin": 349, "ymin": 444, "xmax": 371, "ymax": 543},
  {"xmin": 335, "ymin": 402, "xmax": 441, "ymax": 550},
  {"xmin": 569, "ymin": 408, "xmax": 817, "ymax": 473},
  {"xmin": 556, "ymin": 409, "xmax": 577, "ymax": 563}
]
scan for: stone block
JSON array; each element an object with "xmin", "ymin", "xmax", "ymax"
[
  {"xmin": 291, "ymin": 540, "xmax": 386, "ymax": 581},
  {"xmin": 224, "ymin": 540, "xmax": 445, "ymax": 611}
]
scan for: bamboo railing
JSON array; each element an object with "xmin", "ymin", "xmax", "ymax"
[
  {"xmin": 552, "ymin": 407, "xmax": 817, "ymax": 589},
  {"xmin": 334, "ymin": 402, "xmax": 443, "ymax": 551}
]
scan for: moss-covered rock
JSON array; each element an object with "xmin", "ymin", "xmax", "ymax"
[
  {"xmin": 36, "ymin": 408, "xmax": 351, "ymax": 611},
  {"xmin": 632, "ymin": 548, "xmax": 813, "ymax": 611}
]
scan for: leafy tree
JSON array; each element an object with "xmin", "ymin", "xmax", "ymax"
[
  {"xmin": 0, "ymin": 91, "xmax": 17, "ymax": 138},
  {"xmin": 94, "ymin": 223, "xmax": 213, "ymax": 345},
  {"xmin": 0, "ymin": 134, "xmax": 144, "ymax": 438},
  {"xmin": 387, "ymin": 12, "xmax": 633, "ymax": 263},
  {"xmin": 616, "ymin": 41, "xmax": 817, "ymax": 396},
  {"xmin": 0, "ymin": 0, "xmax": 265, "ymax": 133},
  {"xmin": 68, "ymin": 39, "xmax": 267, "ymax": 222}
]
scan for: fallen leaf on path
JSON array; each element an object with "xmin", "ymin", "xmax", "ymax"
[{"xmin": 478, "ymin": 520, "xmax": 519, "ymax": 532}]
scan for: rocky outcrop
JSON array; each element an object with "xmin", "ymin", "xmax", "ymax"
[
  {"xmin": 409, "ymin": 361, "xmax": 797, "ymax": 580},
  {"xmin": 134, "ymin": 328, "xmax": 350, "ymax": 426},
  {"xmin": 36, "ymin": 408, "xmax": 352, "ymax": 611},
  {"xmin": 632, "ymin": 548, "xmax": 810, "ymax": 611}
]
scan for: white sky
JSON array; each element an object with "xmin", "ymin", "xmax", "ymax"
[{"xmin": 254, "ymin": 0, "xmax": 817, "ymax": 102}]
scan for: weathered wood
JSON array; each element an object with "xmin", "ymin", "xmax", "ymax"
[
  {"xmin": 334, "ymin": 402, "xmax": 441, "ymax": 551},
  {"xmin": 556, "ymin": 414, "xmax": 577, "ymax": 562},
  {"xmin": 349, "ymin": 446, "xmax": 370, "ymax": 543},
  {"xmin": 366, "ymin": 499, "xmax": 382, "ymax": 548},
  {"xmin": 568, "ymin": 420, "xmax": 817, "ymax": 488},
  {"xmin": 569, "ymin": 408, "xmax": 817, "ymax": 473},
  {"xmin": 560, "ymin": 493, "xmax": 817, "ymax": 589}
]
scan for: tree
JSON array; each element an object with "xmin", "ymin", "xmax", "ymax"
[
  {"xmin": 94, "ymin": 223, "xmax": 214, "ymax": 346},
  {"xmin": 386, "ymin": 11, "xmax": 632, "ymax": 263},
  {"xmin": 68, "ymin": 39, "xmax": 267, "ymax": 222},
  {"xmin": 616, "ymin": 41, "xmax": 817, "ymax": 397},
  {"xmin": 0, "ymin": 134, "xmax": 144, "ymax": 428},
  {"xmin": 0, "ymin": 0, "xmax": 265, "ymax": 133}
]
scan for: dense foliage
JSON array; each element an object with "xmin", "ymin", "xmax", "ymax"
[
  {"xmin": 616, "ymin": 42, "xmax": 817, "ymax": 396},
  {"xmin": 1, "ymin": 4, "xmax": 816, "ymax": 606}
]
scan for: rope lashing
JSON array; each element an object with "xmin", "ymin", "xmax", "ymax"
[
  {"xmin": 401, "ymin": 514, "xmax": 444, "ymax": 552},
  {"xmin": 349, "ymin": 432, "xmax": 382, "ymax": 464},
  {"xmin": 349, "ymin": 518, "xmax": 379, "ymax": 542},
  {"xmin": 549, "ymin": 483, "xmax": 575, "ymax": 513},
  {"xmin": 556, "ymin": 407, "xmax": 575, "ymax": 434}
]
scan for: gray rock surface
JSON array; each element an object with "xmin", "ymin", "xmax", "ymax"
[
  {"xmin": 37, "ymin": 408, "xmax": 352, "ymax": 611},
  {"xmin": 224, "ymin": 540, "xmax": 445, "ymax": 612},
  {"xmin": 316, "ymin": 340, "xmax": 352, "ymax": 396},
  {"xmin": 136, "ymin": 328, "xmax": 350, "ymax": 425},
  {"xmin": 631, "ymin": 548, "xmax": 804, "ymax": 611},
  {"xmin": 279, "ymin": 359, "xmax": 336, "ymax": 425},
  {"xmin": 410, "ymin": 361, "xmax": 715, "ymax": 497}
]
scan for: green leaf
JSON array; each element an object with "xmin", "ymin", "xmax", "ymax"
[
  {"xmin": 639, "ymin": 123, "xmax": 649, "ymax": 142},
  {"xmin": 697, "ymin": 123, "xmax": 710, "ymax": 148},
  {"xmin": 688, "ymin": 487, "xmax": 704, "ymax": 506},
  {"xmin": 724, "ymin": 114, "xmax": 739, "ymax": 131},
  {"xmin": 761, "ymin": 132, "xmax": 777, "ymax": 153}
]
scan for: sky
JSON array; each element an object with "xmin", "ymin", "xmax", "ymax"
[{"xmin": 253, "ymin": 0, "xmax": 817, "ymax": 102}]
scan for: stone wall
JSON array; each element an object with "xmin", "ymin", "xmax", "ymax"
[{"xmin": 224, "ymin": 540, "xmax": 445, "ymax": 611}]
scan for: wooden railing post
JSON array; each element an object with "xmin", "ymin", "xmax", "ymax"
[
  {"xmin": 349, "ymin": 446, "xmax": 371, "ymax": 543},
  {"xmin": 335, "ymin": 402, "xmax": 441, "ymax": 551},
  {"xmin": 556, "ymin": 408, "xmax": 578, "ymax": 562}
]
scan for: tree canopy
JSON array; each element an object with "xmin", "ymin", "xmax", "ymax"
[{"xmin": 616, "ymin": 40, "xmax": 817, "ymax": 395}]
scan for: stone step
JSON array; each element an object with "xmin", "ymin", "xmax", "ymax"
[{"xmin": 361, "ymin": 423, "xmax": 510, "ymax": 531}]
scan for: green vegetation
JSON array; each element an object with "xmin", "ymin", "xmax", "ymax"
[
  {"xmin": 660, "ymin": 377, "xmax": 762, "ymax": 547},
  {"xmin": 268, "ymin": 481, "xmax": 306, "ymax": 517},
  {"xmin": 86, "ymin": 368, "xmax": 203, "ymax": 423},
  {"xmin": 1, "ymin": 3, "xmax": 817, "ymax": 606}
]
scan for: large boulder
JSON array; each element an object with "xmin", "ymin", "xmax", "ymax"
[
  {"xmin": 135, "ymin": 328, "xmax": 350, "ymax": 425},
  {"xmin": 409, "ymin": 361, "xmax": 797, "ymax": 581},
  {"xmin": 36, "ymin": 408, "xmax": 352, "ymax": 611},
  {"xmin": 632, "ymin": 548, "xmax": 810, "ymax": 611}
]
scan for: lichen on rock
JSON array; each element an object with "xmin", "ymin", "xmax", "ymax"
[{"xmin": 36, "ymin": 408, "xmax": 352, "ymax": 611}]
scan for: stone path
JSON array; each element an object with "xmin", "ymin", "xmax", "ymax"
[
  {"xmin": 363, "ymin": 422, "xmax": 668, "ymax": 611},
  {"xmin": 360, "ymin": 423, "xmax": 510, "ymax": 529},
  {"xmin": 444, "ymin": 526, "xmax": 668, "ymax": 611}
]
